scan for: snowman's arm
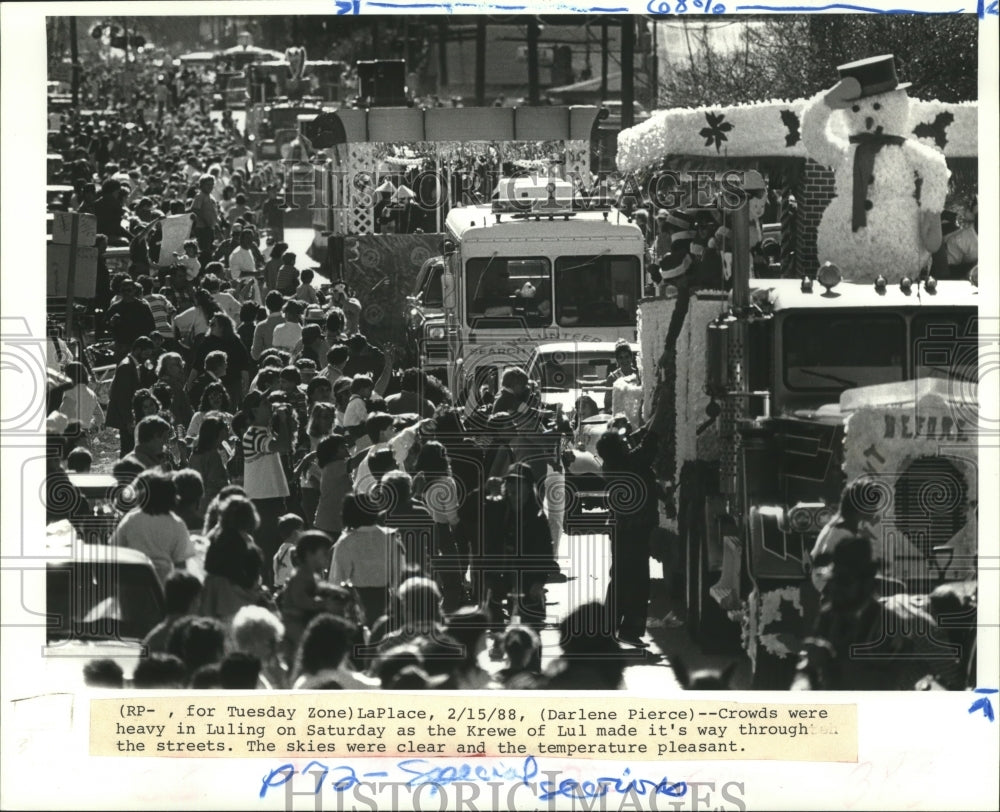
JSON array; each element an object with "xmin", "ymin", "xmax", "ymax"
[
  {"xmin": 904, "ymin": 140, "xmax": 950, "ymax": 214},
  {"xmin": 801, "ymin": 93, "xmax": 847, "ymax": 169}
]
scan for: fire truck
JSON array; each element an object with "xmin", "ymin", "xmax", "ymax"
[{"xmin": 404, "ymin": 177, "xmax": 645, "ymax": 403}]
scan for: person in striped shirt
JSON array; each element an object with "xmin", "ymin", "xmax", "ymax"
[{"xmin": 137, "ymin": 275, "xmax": 176, "ymax": 341}]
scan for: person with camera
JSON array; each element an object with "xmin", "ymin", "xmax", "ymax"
[{"xmin": 240, "ymin": 390, "xmax": 296, "ymax": 587}]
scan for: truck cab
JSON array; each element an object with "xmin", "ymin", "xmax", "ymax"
[{"xmin": 405, "ymin": 177, "xmax": 645, "ymax": 402}]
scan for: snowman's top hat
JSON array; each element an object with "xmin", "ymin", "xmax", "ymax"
[{"xmin": 836, "ymin": 54, "xmax": 911, "ymax": 99}]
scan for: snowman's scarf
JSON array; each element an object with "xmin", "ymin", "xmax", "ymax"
[{"xmin": 848, "ymin": 132, "xmax": 906, "ymax": 231}]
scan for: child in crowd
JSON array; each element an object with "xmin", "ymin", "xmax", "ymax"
[
  {"xmin": 175, "ymin": 239, "xmax": 201, "ymax": 284},
  {"xmin": 278, "ymin": 530, "xmax": 334, "ymax": 662},
  {"xmin": 272, "ymin": 513, "xmax": 306, "ymax": 588},
  {"xmin": 295, "ymin": 268, "xmax": 319, "ymax": 305},
  {"xmin": 66, "ymin": 447, "xmax": 93, "ymax": 473}
]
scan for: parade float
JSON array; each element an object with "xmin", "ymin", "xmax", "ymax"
[
  {"xmin": 294, "ymin": 94, "xmax": 602, "ymax": 359},
  {"xmin": 623, "ymin": 55, "xmax": 979, "ymax": 686}
]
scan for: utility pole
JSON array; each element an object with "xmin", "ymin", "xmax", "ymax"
[
  {"xmin": 437, "ymin": 20, "xmax": 448, "ymax": 95},
  {"xmin": 70, "ymin": 16, "xmax": 80, "ymax": 107},
  {"xmin": 621, "ymin": 15, "xmax": 635, "ymax": 129},
  {"xmin": 527, "ymin": 16, "xmax": 540, "ymax": 106},
  {"xmin": 600, "ymin": 18, "xmax": 609, "ymax": 99},
  {"xmin": 475, "ymin": 17, "xmax": 486, "ymax": 107},
  {"xmin": 651, "ymin": 17, "xmax": 658, "ymax": 109}
]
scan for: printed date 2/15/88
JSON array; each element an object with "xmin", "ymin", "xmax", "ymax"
[{"xmin": 447, "ymin": 707, "xmax": 521, "ymax": 722}]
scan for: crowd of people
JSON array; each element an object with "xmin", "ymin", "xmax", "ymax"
[
  {"xmin": 43, "ymin": 45, "xmax": 974, "ymax": 696},
  {"xmin": 52, "ymin": 316, "xmax": 671, "ymax": 691}
]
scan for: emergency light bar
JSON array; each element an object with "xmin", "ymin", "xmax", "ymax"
[{"xmin": 491, "ymin": 177, "xmax": 615, "ymax": 217}]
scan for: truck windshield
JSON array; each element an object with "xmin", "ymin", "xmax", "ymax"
[
  {"xmin": 466, "ymin": 257, "xmax": 551, "ymax": 327},
  {"xmin": 783, "ymin": 313, "xmax": 906, "ymax": 392},
  {"xmin": 554, "ymin": 255, "xmax": 640, "ymax": 327}
]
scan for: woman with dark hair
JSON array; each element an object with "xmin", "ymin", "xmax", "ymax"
[
  {"xmin": 412, "ymin": 441, "xmax": 465, "ymax": 611},
  {"xmin": 425, "ymin": 408, "xmax": 484, "ymax": 596},
  {"xmin": 313, "ymin": 434, "xmax": 352, "ymax": 536},
  {"xmin": 292, "ymin": 613, "xmax": 377, "ymax": 690},
  {"xmin": 237, "ymin": 301, "xmax": 261, "ymax": 355},
  {"xmin": 186, "ymin": 381, "xmax": 233, "ymax": 440},
  {"xmin": 328, "ymin": 493, "xmax": 406, "ymax": 626},
  {"xmin": 199, "ymin": 495, "xmax": 266, "ymax": 624},
  {"xmin": 131, "ymin": 387, "xmax": 161, "ymax": 424},
  {"xmin": 191, "ymin": 312, "xmax": 252, "ymax": 408},
  {"xmin": 174, "ymin": 287, "xmax": 220, "ymax": 350},
  {"xmin": 187, "ymin": 413, "xmax": 231, "ymax": 516},
  {"xmin": 110, "ymin": 469, "xmax": 196, "ymax": 586}
]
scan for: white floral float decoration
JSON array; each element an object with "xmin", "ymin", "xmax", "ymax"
[{"xmin": 617, "ymin": 97, "xmax": 976, "ymax": 173}]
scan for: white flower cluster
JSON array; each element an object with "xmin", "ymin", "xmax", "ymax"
[
  {"xmin": 616, "ymin": 98, "xmax": 977, "ymax": 173},
  {"xmin": 611, "ymin": 376, "xmax": 644, "ymax": 428}
]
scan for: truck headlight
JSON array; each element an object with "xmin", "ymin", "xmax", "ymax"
[{"xmin": 427, "ymin": 326, "xmax": 445, "ymax": 340}]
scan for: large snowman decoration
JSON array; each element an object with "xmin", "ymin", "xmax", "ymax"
[{"xmin": 801, "ymin": 55, "xmax": 949, "ymax": 283}]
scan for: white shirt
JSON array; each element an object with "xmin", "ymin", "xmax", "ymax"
[
  {"xmin": 228, "ymin": 246, "xmax": 257, "ymax": 280},
  {"xmin": 111, "ymin": 509, "xmax": 196, "ymax": 586},
  {"xmin": 242, "ymin": 425, "xmax": 289, "ymax": 499},
  {"xmin": 329, "ymin": 526, "xmax": 404, "ymax": 588},
  {"xmin": 174, "ymin": 307, "xmax": 210, "ymax": 345},
  {"xmin": 271, "ymin": 322, "xmax": 303, "ymax": 352},
  {"xmin": 342, "ymin": 395, "xmax": 370, "ymax": 451},
  {"xmin": 945, "ymin": 225, "xmax": 978, "ymax": 266},
  {"xmin": 212, "ymin": 291, "xmax": 242, "ymax": 323},
  {"xmin": 353, "ymin": 441, "xmax": 388, "ymax": 496},
  {"xmin": 178, "ymin": 255, "xmax": 201, "ymax": 282}
]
